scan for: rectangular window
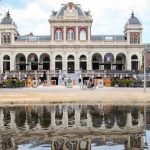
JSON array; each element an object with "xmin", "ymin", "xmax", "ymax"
[{"xmin": 1, "ymin": 32, "xmax": 11, "ymax": 44}]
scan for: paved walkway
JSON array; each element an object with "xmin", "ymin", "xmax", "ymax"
[{"xmin": 0, "ymin": 86, "xmax": 150, "ymax": 105}]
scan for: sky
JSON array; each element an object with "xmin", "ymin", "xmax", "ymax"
[{"xmin": 0, "ymin": 0, "xmax": 150, "ymax": 43}]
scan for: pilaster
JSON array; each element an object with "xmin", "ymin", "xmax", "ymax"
[
  {"xmin": 87, "ymin": 52, "xmax": 92, "ymax": 70},
  {"xmin": 50, "ymin": 52, "xmax": 55, "ymax": 70},
  {"xmin": 126, "ymin": 112, "xmax": 132, "ymax": 128}
]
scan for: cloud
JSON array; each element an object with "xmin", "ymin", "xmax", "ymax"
[{"xmin": 0, "ymin": 0, "xmax": 150, "ymax": 42}]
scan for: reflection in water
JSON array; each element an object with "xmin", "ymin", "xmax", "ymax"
[{"xmin": 0, "ymin": 104, "xmax": 149, "ymax": 150}]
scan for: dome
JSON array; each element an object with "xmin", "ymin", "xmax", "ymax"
[
  {"xmin": 0, "ymin": 11, "xmax": 15, "ymax": 25},
  {"xmin": 128, "ymin": 12, "xmax": 140, "ymax": 25}
]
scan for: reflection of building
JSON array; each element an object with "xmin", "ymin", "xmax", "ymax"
[
  {"xmin": 0, "ymin": 2, "xmax": 143, "ymax": 84},
  {"xmin": 0, "ymin": 104, "xmax": 145, "ymax": 149}
]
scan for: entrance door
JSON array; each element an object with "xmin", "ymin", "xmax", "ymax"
[
  {"xmin": 3, "ymin": 61, "xmax": 10, "ymax": 73},
  {"xmin": 80, "ymin": 62, "xmax": 87, "ymax": 70},
  {"xmin": 67, "ymin": 62, "xmax": 74, "ymax": 73},
  {"xmin": 131, "ymin": 61, "xmax": 138, "ymax": 72},
  {"xmin": 55, "ymin": 62, "xmax": 62, "ymax": 70}
]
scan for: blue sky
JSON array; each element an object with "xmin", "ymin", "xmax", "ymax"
[{"xmin": 0, "ymin": 0, "xmax": 150, "ymax": 43}]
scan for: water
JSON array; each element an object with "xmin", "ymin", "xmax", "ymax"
[{"xmin": 0, "ymin": 104, "xmax": 149, "ymax": 150}]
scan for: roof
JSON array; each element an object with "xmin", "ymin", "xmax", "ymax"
[
  {"xmin": 54, "ymin": 2, "xmax": 89, "ymax": 17},
  {"xmin": 128, "ymin": 12, "xmax": 141, "ymax": 25},
  {"xmin": 91, "ymin": 35, "xmax": 125, "ymax": 41},
  {"xmin": 0, "ymin": 11, "xmax": 15, "ymax": 25},
  {"xmin": 16, "ymin": 35, "xmax": 51, "ymax": 41}
]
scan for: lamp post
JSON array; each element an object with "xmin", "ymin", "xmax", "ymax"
[{"xmin": 143, "ymin": 50, "xmax": 146, "ymax": 92}]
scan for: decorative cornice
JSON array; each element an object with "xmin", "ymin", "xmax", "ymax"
[{"xmin": 0, "ymin": 44, "xmax": 144, "ymax": 49}]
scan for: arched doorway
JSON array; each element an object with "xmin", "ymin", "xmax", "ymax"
[
  {"xmin": 104, "ymin": 53, "xmax": 114, "ymax": 70},
  {"xmin": 40, "ymin": 53, "xmax": 50, "ymax": 70},
  {"xmin": 15, "ymin": 53, "xmax": 26, "ymax": 70},
  {"xmin": 28, "ymin": 53, "xmax": 38, "ymax": 70},
  {"xmin": 67, "ymin": 55, "xmax": 75, "ymax": 73},
  {"xmin": 80, "ymin": 55, "xmax": 87, "ymax": 70},
  {"xmin": 55, "ymin": 55, "xmax": 62, "ymax": 71},
  {"xmin": 92, "ymin": 53, "xmax": 102, "ymax": 70},
  {"xmin": 116, "ymin": 53, "xmax": 126, "ymax": 70},
  {"xmin": 131, "ymin": 55, "xmax": 138, "ymax": 72},
  {"xmin": 3, "ymin": 55, "xmax": 10, "ymax": 73}
]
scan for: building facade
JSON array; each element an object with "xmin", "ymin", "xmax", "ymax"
[{"xmin": 0, "ymin": 2, "xmax": 143, "ymax": 84}]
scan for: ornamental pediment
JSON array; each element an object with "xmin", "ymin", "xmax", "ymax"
[{"xmin": 64, "ymin": 2, "xmax": 78, "ymax": 19}]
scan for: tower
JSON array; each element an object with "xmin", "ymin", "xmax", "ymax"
[
  {"xmin": 0, "ymin": 11, "xmax": 18, "ymax": 45},
  {"xmin": 124, "ymin": 11, "xmax": 143, "ymax": 45}
]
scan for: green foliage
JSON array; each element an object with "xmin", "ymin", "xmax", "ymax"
[
  {"xmin": 2, "ymin": 79, "xmax": 25, "ymax": 88},
  {"xmin": 111, "ymin": 79, "xmax": 134, "ymax": 87}
]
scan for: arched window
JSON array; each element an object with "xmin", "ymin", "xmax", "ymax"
[
  {"xmin": 3, "ymin": 55, "xmax": 10, "ymax": 60},
  {"xmin": 55, "ymin": 55, "xmax": 62, "ymax": 61},
  {"xmin": 67, "ymin": 28, "xmax": 74, "ymax": 41},
  {"xmin": 55, "ymin": 55, "xmax": 62, "ymax": 70},
  {"xmin": 80, "ymin": 29, "xmax": 86, "ymax": 41},
  {"xmin": 67, "ymin": 55, "xmax": 74, "ymax": 60},
  {"xmin": 55, "ymin": 28, "xmax": 62, "ymax": 41}
]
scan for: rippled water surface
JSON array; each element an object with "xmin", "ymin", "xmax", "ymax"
[{"xmin": 0, "ymin": 104, "xmax": 150, "ymax": 150}]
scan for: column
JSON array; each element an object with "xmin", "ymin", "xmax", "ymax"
[
  {"xmin": 51, "ymin": 140, "xmax": 55, "ymax": 150},
  {"xmin": 62, "ymin": 106, "xmax": 68, "ymax": 127},
  {"xmin": 113, "ymin": 117, "xmax": 118, "ymax": 129},
  {"xmin": 51, "ymin": 106, "xmax": 56, "ymax": 128},
  {"xmin": 50, "ymin": 52, "xmax": 55, "ymax": 71},
  {"xmin": 76, "ymin": 139, "xmax": 80, "ymax": 150},
  {"xmin": 18, "ymin": 71, "xmax": 21, "ymax": 80},
  {"xmin": 0, "ymin": 109, "xmax": 4, "ymax": 128},
  {"xmin": 26, "ymin": 59, "xmax": 29, "ymax": 70},
  {"xmin": 138, "ymin": 111, "xmax": 144, "ymax": 128},
  {"xmin": 127, "ymin": 135, "xmax": 131, "ymax": 149},
  {"xmin": 63, "ymin": 52, "xmax": 67, "ymax": 71},
  {"xmin": 51, "ymin": 25, "xmax": 54, "ymax": 42},
  {"xmin": 64, "ymin": 26, "xmax": 66, "ymax": 41},
  {"xmin": 10, "ymin": 53, "xmax": 15, "ymax": 71},
  {"xmin": 75, "ymin": 106, "xmax": 80, "ymax": 127},
  {"xmin": 87, "ymin": 52, "xmax": 92, "ymax": 70},
  {"xmin": 100, "ymin": 117, "xmax": 106, "ymax": 129},
  {"xmin": 140, "ymin": 135, "xmax": 144, "ymax": 148},
  {"xmin": 10, "ymin": 110, "xmax": 16, "ymax": 129},
  {"xmin": 47, "ymin": 70, "xmax": 50, "ymax": 85},
  {"xmin": 126, "ymin": 112, "xmax": 132, "ymax": 128},
  {"xmin": 25, "ymin": 120, "xmax": 29, "ymax": 131},
  {"xmin": 127, "ymin": 51, "xmax": 131, "ymax": 70},
  {"xmin": 11, "ymin": 137, "xmax": 16, "ymax": 149},
  {"xmin": 76, "ymin": 26, "xmax": 78, "ymax": 41},
  {"xmin": 34, "ymin": 71, "xmax": 38, "ymax": 80},
  {"xmin": 87, "ymin": 140, "xmax": 91, "ymax": 150},
  {"xmin": 75, "ymin": 52, "xmax": 79, "ymax": 71},
  {"xmin": 87, "ymin": 111, "xmax": 92, "ymax": 128},
  {"xmin": 25, "ymin": 111, "xmax": 29, "ymax": 131},
  {"xmin": 36, "ymin": 115, "xmax": 41, "ymax": 130},
  {"xmin": 88, "ymin": 26, "xmax": 91, "ymax": 41}
]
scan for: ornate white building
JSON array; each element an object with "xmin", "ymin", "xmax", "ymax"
[{"xmin": 0, "ymin": 2, "xmax": 143, "ymax": 84}]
